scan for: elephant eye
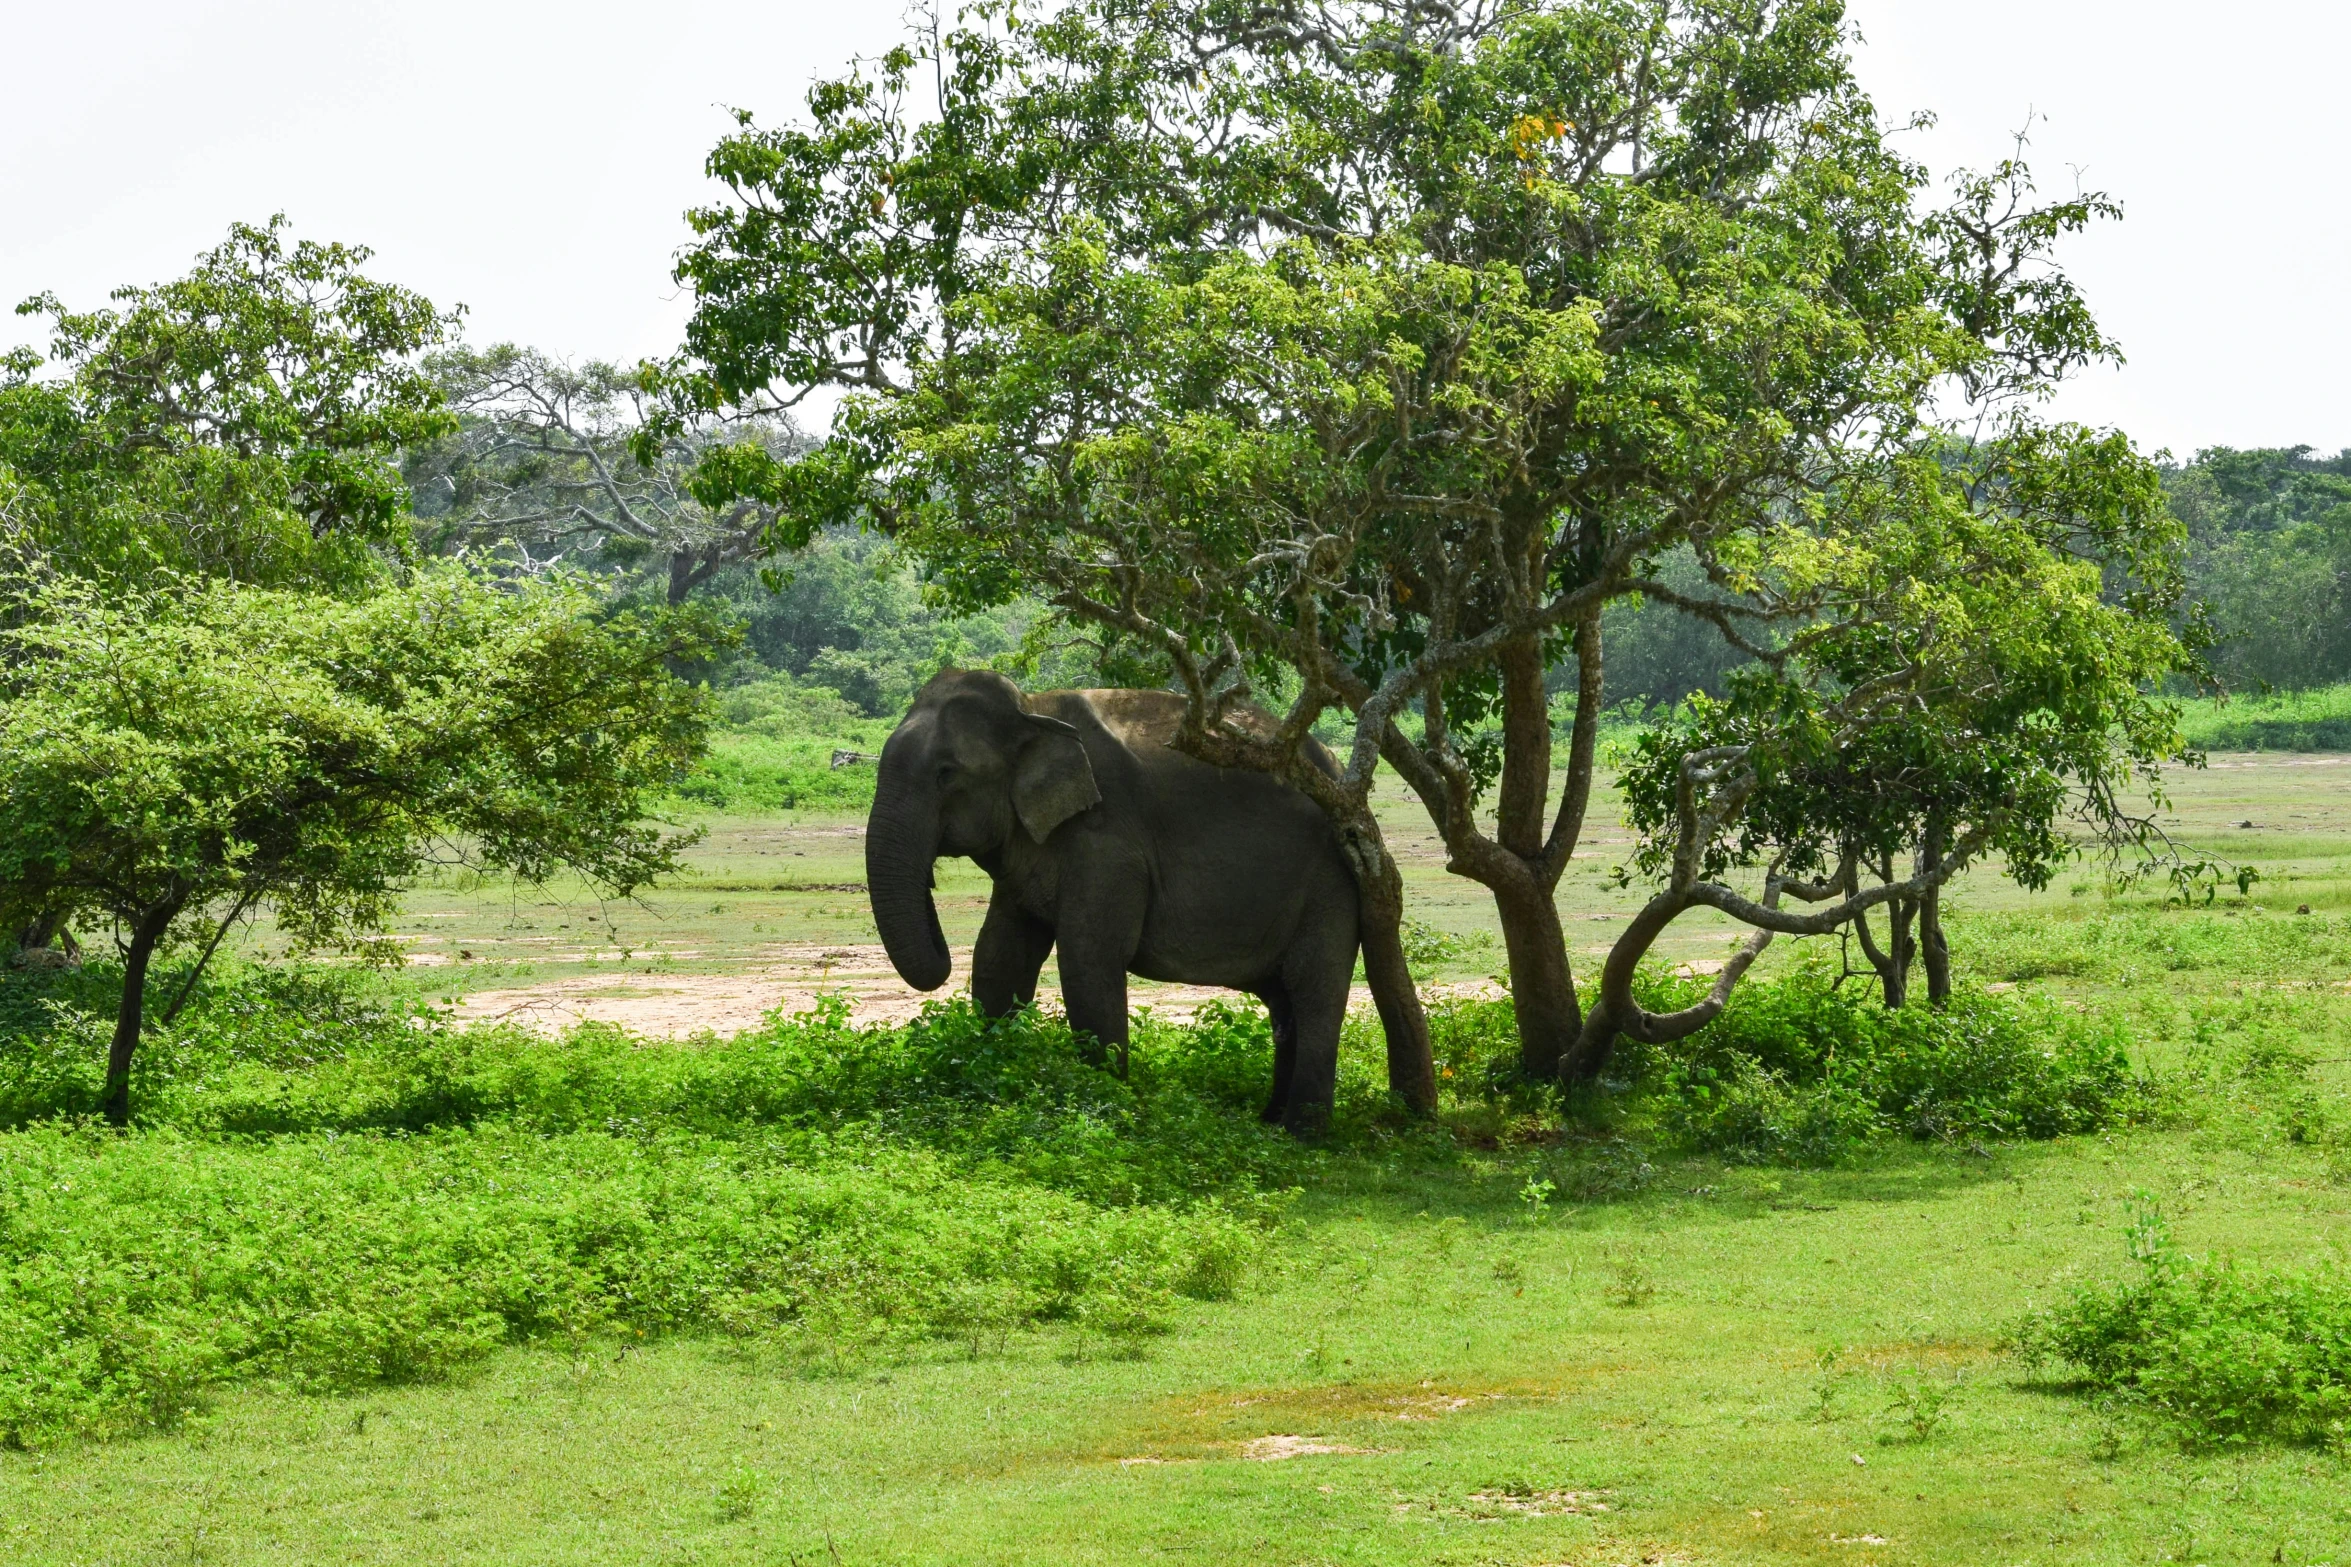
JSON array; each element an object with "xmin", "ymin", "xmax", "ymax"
[{"xmin": 936, "ymin": 763, "xmax": 957, "ymax": 788}]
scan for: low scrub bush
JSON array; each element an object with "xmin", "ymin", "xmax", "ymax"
[
  {"xmin": 0, "ymin": 1123, "xmax": 1261, "ymax": 1448},
  {"xmin": 2014, "ymin": 1207, "xmax": 2351, "ymax": 1449},
  {"xmin": 1640, "ymin": 965, "xmax": 2135, "ymax": 1163},
  {"xmin": 0, "ymin": 967, "xmax": 1311, "ymax": 1447},
  {"xmin": 1958, "ymin": 907, "xmax": 2351, "ymax": 987},
  {"xmin": 4, "ymin": 970, "xmax": 1311, "ymax": 1207}
]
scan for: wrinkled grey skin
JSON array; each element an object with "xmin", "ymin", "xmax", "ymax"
[{"xmin": 866, "ymin": 670, "xmax": 1359, "ymax": 1132}]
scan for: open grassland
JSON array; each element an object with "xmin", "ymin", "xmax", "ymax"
[
  {"xmin": 10, "ymin": 1134, "xmax": 2349, "ymax": 1567},
  {"xmin": 5, "ymin": 754, "xmax": 2351, "ymax": 1564}
]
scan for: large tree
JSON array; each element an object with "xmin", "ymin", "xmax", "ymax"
[
  {"xmin": 407, "ymin": 345, "xmax": 801, "ymax": 606},
  {"xmin": 0, "ymin": 565, "xmax": 718, "ymax": 1124},
  {"xmin": 653, "ymin": 0, "xmax": 2193, "ymax": 1084}
]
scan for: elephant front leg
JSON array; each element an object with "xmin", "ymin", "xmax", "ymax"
[
  {"xmin": 1060, "ymin": 966, "xmax": 1132, "ymax": 1076},
  {"xmin": 1051, "ymin": 869, "xmax": 1145, "ymax": 1077},
  {"xmin": 972, "ymin": 893, "xmax": 1055, "ymax": 1019},
  {"xmin": 1056, "ymin": 932, "xmax": 1136, "ymax": 1077},
  {"xmin": 1255, "ymin": 983, "xmax": 1299, "ymax": 1125}
]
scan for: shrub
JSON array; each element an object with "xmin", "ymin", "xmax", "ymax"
[
  {"xmin": 669, "ymin": 734, "xmax": 877, "ymax": 813},
  {"xmin": 0, "ymin": 966, "xmax": 1319, "ymax": 1447},
  {"xmin": 2014, "ymin": 1207, "xmax": 2351, "ymax": 1449},
  {"xmin": 2175, "ymin": 682, "xmax": 2351, "ymax": 754},
  {"xmin": 0, "ymin": 1123, "xmax": 1263, "ymax": 1448},
  {"xmin": 1640, "ymin": 964, "xmax": 2135, "ymax": 1163}
]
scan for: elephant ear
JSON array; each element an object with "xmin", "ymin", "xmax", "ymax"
[{"xmin": 1013, "ymin": 714, "xmax": 1101, "ymax": 843}]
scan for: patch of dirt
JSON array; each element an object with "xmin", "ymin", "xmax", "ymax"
[
  {"xmin": 452, "ymin": 946, "xmax": 1505, "ymax": 1037},
  {"xmin": 1398, "ymin": 1487, "xmax": 1614, "ymax": 1521},
  {"xmin": 1239, "ymin": 1435, "xmax": 1377, "ymax": 1461}
]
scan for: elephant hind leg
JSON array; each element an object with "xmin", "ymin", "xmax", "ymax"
[
  {"xmin": 1255, "ymin": 983, "xmax": 1298, "ymax": 1124},
  {"xmin": 1278, "ymin": 944, "xmax": 1353, "ymax": 1137}
]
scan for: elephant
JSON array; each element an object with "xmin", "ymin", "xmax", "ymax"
[{"xmin": 864, "ymin": 669, "xmax": 1367, "ymax": 1132}]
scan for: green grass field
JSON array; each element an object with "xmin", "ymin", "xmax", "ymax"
[{"xmin": 6, "ymin": 750, "xmax": 2351, "ymax": 1566}]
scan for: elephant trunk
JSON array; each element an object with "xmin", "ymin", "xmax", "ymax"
[{"xmin": 866, "ymin": 790, "xmax": 952, "ymax": 992}]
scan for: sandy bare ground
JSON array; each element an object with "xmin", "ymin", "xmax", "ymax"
[{"xmin": 451, "ymin": 942, "xmax": 1505, "ymax": 1037}]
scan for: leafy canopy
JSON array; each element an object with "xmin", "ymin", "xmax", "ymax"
[
  {"xmin": 1, "ymin": 217, "xmax": 457, "ymax": 588},
  {"xmin": 0, "ymin": 564, "xmax": 719, "ymax": 963}
]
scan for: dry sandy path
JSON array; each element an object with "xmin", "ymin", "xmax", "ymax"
[{"xmin": 451, "ymin": 943, "xmax": 1506, "ymax": 1037}]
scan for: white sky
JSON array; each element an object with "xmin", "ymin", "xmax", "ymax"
[{"xmin": 3, "ymin": 1, "xmax": 2342, "ymax": 460}]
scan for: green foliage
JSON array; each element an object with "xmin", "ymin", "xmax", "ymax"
[
  {"xmin": 2, "ymin": 217, "xmax": 456, "ymax": 588},
  {"xmin": 0, "ymin": 971, "xmax": 1304, "ymax": 1203},
  {"xmin": 1618, "ymin": 436, "xmax": 2192, "ymax": 902},
  {"xmin": 0, "ymin": 1123, "xmax": 1260, "ymax": 1449},
  {"xmin": 1639, "ymin": 966, "xmax": 2135, "ymax": 1163},
  {"xmin": 1593, "ymin": 544, "xmax": 1760, "ymax": 708},
  {"xmin": 0, "ymin": 563, "xmax": 718, "ymax": 1116},
  {"xmin": 672, "ymin": 735, "xmax": 878, "ymax": 814},
  {"xmin": 2015, "ymin": 1206, "xmax": 2351, "ymax": 1449},
  {"xmin": 0, "ymin": 565, "xmax": 713, "ymax": 956},
  {"xmin": 1408, "ymin": 965, "xmax": 2135, "ymax": 1166},
  {"xmin": 1397, "ymin": 921, "xmax": 1498, "ymax": 979},
  {"xmin": 2175, "ymin": 682, "xmax": 2351, "ymax": 752},
  {"xmin": 0, "ymin": 971, "xmax": 1308, "ymax": 1448},
  {"xmin": 2166, "ymin": 446, "xmax": 2351, "ymax": 692},
  {"xmin": 666, "ymin": 531, "xmax": 1131, "ymax": 718}
]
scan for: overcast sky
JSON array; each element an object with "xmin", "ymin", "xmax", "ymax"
[{"xmin": 3, "ymin": 2, "xmax": 2341, "ymax": 459}]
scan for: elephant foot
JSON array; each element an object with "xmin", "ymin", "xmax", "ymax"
[{"xmin": 1281, "ymin": 1100, "xmax": 1333, "ymax": 1140}]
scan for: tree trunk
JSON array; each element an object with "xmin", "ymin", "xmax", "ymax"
[
  {"xmin": 1349, "ymin": 829, "xmax": 1437, "ymax": 1114},
  {"xmin": 101, "ymin": 903, "xmax": 179, "ymax": 1127},
  {"xmin": 1490, "ymin": 634, "xmax": 1577, "ymax": 1078},
  {"xmin": 1380, "ymin": 619, "xmax": 1603, "ymax": 1085},
  {"xmin": 1888, "ymin": 895, "xmax": 1915, "ymax": 1009},
  {"xmin": 1919, "ymin": 819, "xmax": 1951, "ymax": 1008},
  {"xmin": 1495, "ymin": 871, "xmax": 1580, "ymax": 1079}
]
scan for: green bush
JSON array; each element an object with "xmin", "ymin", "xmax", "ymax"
[
  {"xmin": 668, "ymin": 734, "xmax": 878, "ymax": 813},
  {"xmin": 4, "ymin": 969, "xmax": 1313, "ymax": 1207},
  {"xmin": 1640, "ymin": 965, "xmax": 2135, "ymax": 1163},
  {"xmin": 0, "ymin": 967, "xmax": 1313, "ymax": 1448},
  {"xmin": 2175, "ymin": 681, "xmax": 2351, "ymax": 753},
  {"xmin": 0, "ymin": 1123, "xmax": 1262, "ymax": 1448},
  {"xmin": 2014, "ymin": 1208, "xmax": 2351, "ymax": 1449}
]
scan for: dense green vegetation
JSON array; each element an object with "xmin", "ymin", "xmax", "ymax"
[
  {"xmin": 2167, "ymin": 446, "xmax": 2351, "ymax": 693},
  {"xmin": 0, "ymin": 941, "xmax": 2218, "ymax": 1452},
  {"xmin": 2017, "ymin": 1207, "xmax": 2351, "ymax": 1452},
  {"xmin": 2177, "ymin": 681, "xmax": 2351, "ymax": 752}
]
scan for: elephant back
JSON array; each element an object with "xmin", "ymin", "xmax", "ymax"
[{"xmin": 1038, "ymin": 689, "xmax": 1340, "ymax": 781}]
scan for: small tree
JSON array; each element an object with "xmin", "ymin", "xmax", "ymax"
[
  {"xmin": 3, "ymin": 216, "xmax": 457, "ymax": 589},
  {"xmin": 1599, "ymin": 440, "xmax": 2198, "ymax": 1054},
  {"xmin": 0, "ymin": 565, "xmax": 718, "ymax": 1124}
]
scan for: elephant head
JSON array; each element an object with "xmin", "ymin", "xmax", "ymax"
[{"xmin": 866, "ymin": 670, "xmax": 1102, "ymax": 991}]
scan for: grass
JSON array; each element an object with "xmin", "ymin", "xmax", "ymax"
[
  {"xmin": 2178, "ymin": 681, "xmax": 2351, "ymax": 752},
  {"xmin": 6, "ymin": 750, "xmax": 2351, "ymax": 1563}
]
